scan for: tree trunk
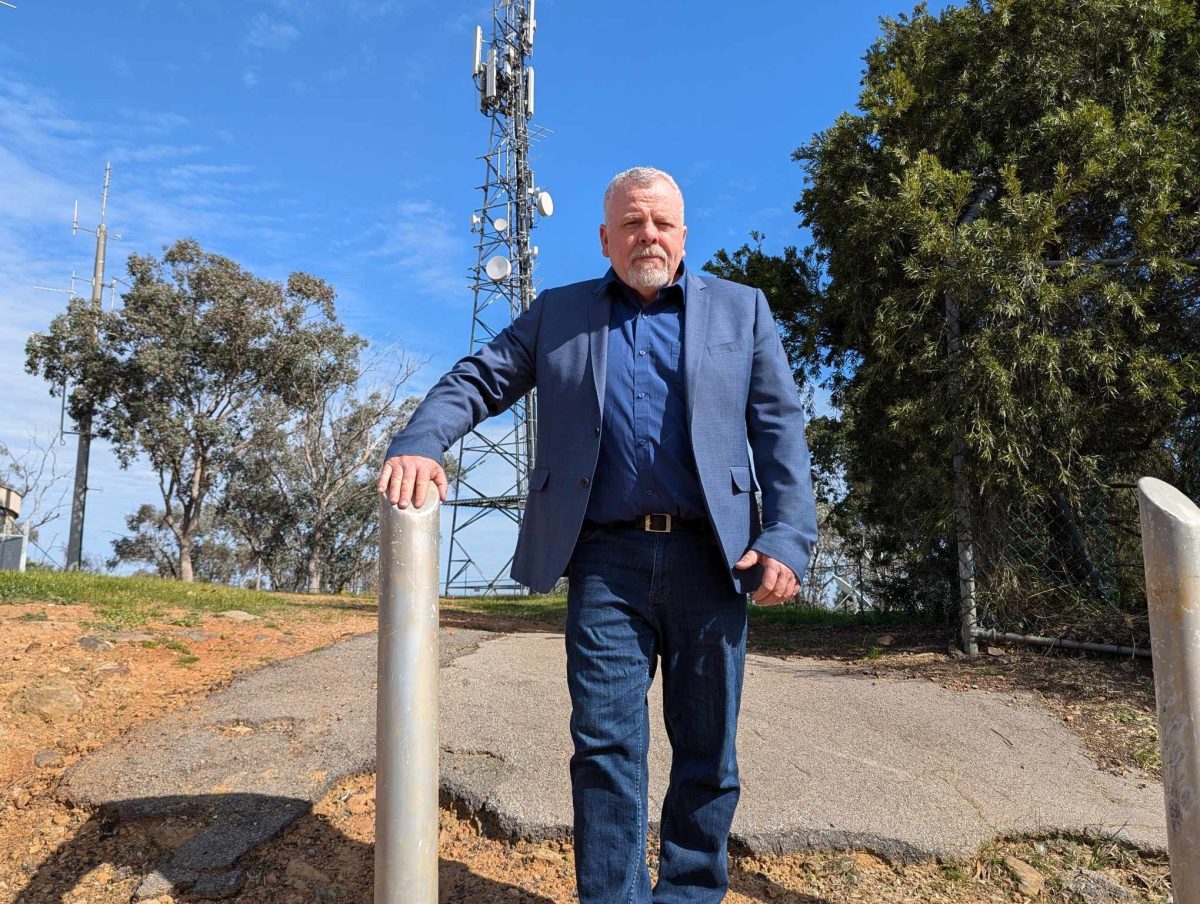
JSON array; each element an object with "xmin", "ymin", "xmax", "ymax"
[
  {"xmin": 306, "ymin": 531, "xmax": 322, "ymax": 594},
  {"xmin": 179, "ymin": 533, "xmax": 195, "ymax": 583}
]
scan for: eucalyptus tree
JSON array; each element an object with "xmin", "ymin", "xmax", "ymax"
[{"xmin": 27, "ymin": 238, "xmax": 364, "ymax": 582}]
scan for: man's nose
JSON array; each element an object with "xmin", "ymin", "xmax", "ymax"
[{"xmin": 638, "ymin": 224, "xmax": 658, "ymax": 244}]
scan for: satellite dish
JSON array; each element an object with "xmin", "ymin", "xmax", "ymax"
[
  {"xmin": 485, "ymin": 256, "xmax": 512, "ymax": 282},
  {"xmin": 493, "ymin": 217, "xmax": 509, "ymax": 232},
  {"xmin": 536, "ymin": 191, "xmax": 554, "ymax": 217}
]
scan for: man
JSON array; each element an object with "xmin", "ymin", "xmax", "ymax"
[{"xmin": 378, "ymin": 167, "xmax": 817, "ymax": 904}]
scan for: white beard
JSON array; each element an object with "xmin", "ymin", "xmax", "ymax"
[{"xmin": 626, "ymin": 257, "xmax": 670, "ymax": 290}]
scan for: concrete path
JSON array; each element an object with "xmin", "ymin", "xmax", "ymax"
[
  {"xmin": 64, "ymin": 628, "xmax": 1167, "ymax": 898},
  {"xmin": 442, "ymin": 634, "xmax": 1166, "ymax": 861}
]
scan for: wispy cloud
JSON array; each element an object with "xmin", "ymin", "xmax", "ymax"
[
  {"xmin": 364, "ymin": 199, "xmax": 469, "ymax": 302},
  {"xmin": 244, "ymin": 12, "xmax": 301, "ymax": 51}
]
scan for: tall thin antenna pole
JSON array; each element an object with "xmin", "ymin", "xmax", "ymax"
[
  {"xmin": 444, "ymin": 0, "xmax": 553, "ymax": 595},
  {"xmin": 65, "ymin": 163, "xmax": 113, "ymax": 571}
]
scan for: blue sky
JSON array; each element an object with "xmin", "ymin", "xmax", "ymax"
[{"xmin": 0, "ymin": 0, "xmax": 941, "ymax": 579}]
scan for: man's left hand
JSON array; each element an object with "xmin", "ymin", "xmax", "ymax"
[{"xmin": 733, "ymin": 550, "xmax": 797, "ymax": 606}]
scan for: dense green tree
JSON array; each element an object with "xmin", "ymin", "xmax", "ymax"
[{"xmin": 711, "ymin": 0, "xmax": 1200, "ymax": 634}]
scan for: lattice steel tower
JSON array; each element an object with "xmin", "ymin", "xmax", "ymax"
[{"xmin": 444, "ymin": 0, "xmax": 553, "ymax": 595}]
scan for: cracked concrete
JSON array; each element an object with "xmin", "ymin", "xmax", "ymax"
[{"xmin": 61, "ymin": 624, "xmax": 1168, "ymax": 899}]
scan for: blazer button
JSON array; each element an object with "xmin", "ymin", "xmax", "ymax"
[
  {"xmin": 593, "ymin": 426, "xmax": 601, "ymax": 436},
  {"xmin": 580, "ymin": 477, "xmax": 591, "ymax": 488}
]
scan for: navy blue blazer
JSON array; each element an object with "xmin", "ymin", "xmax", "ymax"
[{"xmin": 386, "ymin": 268, "xmax": 818, "ymax": 594}]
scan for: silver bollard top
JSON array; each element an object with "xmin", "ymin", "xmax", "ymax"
[{"xmin": 1138, "ymin": 477, "xmax": 1200, "ymax": 525}]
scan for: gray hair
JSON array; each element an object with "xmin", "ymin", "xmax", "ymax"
[{"xmin": 603, "ymin": 166, "xmax": 684, "ymax": 220}]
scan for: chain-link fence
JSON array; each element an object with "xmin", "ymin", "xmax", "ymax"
[{"xmin": 971, "ymin": 481, "xmax": 1149, "ymax": 648}]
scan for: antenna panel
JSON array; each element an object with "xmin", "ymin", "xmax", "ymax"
[{"xmin": 525, "ymin": 67, "xmax": 534, "ymax": 116}]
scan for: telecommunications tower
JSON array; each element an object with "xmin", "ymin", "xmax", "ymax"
[{"xmin": 444, "ymin": 0, "xmax": 553, "ymax": 595}]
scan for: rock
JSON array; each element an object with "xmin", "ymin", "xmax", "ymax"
[
  {"xmin": 948, "ymin": 648, "xmax": 966, "ymax": 660},
  {"xmin": 877, "ymin": 634, "xmax": 895, "ymax": 647},
  {"xmin": 525, "ymin": 848, "xmax": 563, "ymax": 864},
  {"xmin": 24, "ymin": 642, "xmax": 42, "ymax": 654},
  {"xmin": 12, "ymin": 678, "xmax": 84, "ymax": 723},
  {"xmin": 285, "ymin": 858, "xmax": 330, "ymax": 886},
  {"xmin": 111, "ymin": 631, "xmax": 156, "ymax": 643},
  {"xmin": 34, "ymin": 749, "xmax": 65, "ymax": 769},
  {"xmin": 12, "ymin": 789, "xmax": 30, "ymax": 809},
  {"xmin": 1003, "ymin": 855, "xmax": 1044, "ymax": 897},
  {"xmin": 218, "ymin": 611, "xmax": 260, "ymax": 622},
  {"xmin": 52, "ymin": 813, "xmax": 70, "ymax": 826},
  {"xmin": 985, "ymin": 645, "xmax": 1004, "ymax": 656},
  {"xmin": 135, "ymin": 871, "xmax": 176, "ymax": 900},
  {"xmin": 1063, "ymin": 868, "xmax": 1133, "ymax": 903},
  {"xmin": 94, "ymin": 662, "xmax": 132, "ymax": 682},
  {"xmin": 77, "ymin": 635, "xmax": 116, "ymax": 653},
  {"xmin": 176, "ymin": 629, "xmax": 215, "ymax": 643},
  {"xmin": 192, "ymin": 869, "xmax": 246, "ymax": 900}
]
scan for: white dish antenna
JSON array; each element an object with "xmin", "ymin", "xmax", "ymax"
[
  {"xmin": 485, "ymin": 256, "xmax": 512, "ymax": 282},
  {"xmin": 493, "ymin": 217, "xmax": 508, "ymax": 232},
  {"xmin": 536, "ymin": 191, "xmax": 554, "ymax": 217}
]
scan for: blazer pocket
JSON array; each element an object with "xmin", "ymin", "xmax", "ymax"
[
  {"xmin": 707, "ymin": 338, "xmax": 751, "ymax": 356},
  {"xmin": 730, "ymin": 466, "xmax": 752, "ymax": 494},
  {"xmin": 530, "ymin": 467, "xmax": 550, "ymax": 491}
]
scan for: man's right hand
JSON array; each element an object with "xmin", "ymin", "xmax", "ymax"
[{"xmin": 377, "ymin": 455, "xmax": 449, "ymax": 509}]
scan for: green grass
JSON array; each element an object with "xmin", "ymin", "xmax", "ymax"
[
  {"xmin": 0, "ymin": 571, "xmax": 293, "ymax": 626},
  {"xmin": 174, "ymin": 654, "xmax": 200, "ymax": 667},
  {"xmin": 441, "ymin": 593, "xmax": 568, "ymax": 623},
  {"xmin": 441, "ymin": 593, "xmax": 930, "ymax": 632}
]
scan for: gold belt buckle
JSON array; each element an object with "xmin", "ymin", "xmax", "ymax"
[{"xmin": 643, "ymin": 513, "xmax": 671, "ymax": 533}]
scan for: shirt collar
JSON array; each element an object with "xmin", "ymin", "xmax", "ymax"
[{"xmin": 600, "ymin": 261, "xmax": 688, "ymax": 307}]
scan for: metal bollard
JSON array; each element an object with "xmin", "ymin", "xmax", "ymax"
[
  {"xmin": 376, "ymin": 495, "xmax": 441, "ymax": 904},
  {"xmin": 1137, "ymin": 477, "xmax": 1200, "ymax": 904}
]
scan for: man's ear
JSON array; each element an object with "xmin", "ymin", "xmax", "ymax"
[
  {"xmin": 599, "ymin": 223, "xmax": 610, "ymax": 259},
  {"xmin": 681, "ymin": 224, "xmax": 688, "ymax": 258}
]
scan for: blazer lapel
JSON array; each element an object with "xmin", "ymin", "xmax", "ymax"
[
  {"xmin": 587, "ymin": 280, "xmax": 612, "ymax": 416},
  {"xmin": 683, "ymin": 268, "xmax": 710, "ymax": 425}
]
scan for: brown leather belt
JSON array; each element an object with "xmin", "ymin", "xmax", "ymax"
[{"xmin": 582, "ymin": 514, "xmax": 709, "ymax": 534}]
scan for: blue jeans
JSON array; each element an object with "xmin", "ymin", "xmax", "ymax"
[{"xmin": 565, "ymin": 523, "xmax": 748, "ymax": 904}]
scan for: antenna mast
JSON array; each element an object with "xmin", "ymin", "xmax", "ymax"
[
  {"xmin": 444, "ymin": 0, "xmax": 553, "ymax": 595},
  {"xmin": 64, "ymin": 163, "xmax": 117, "ymax": 570}
]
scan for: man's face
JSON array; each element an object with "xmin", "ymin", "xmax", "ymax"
[{"xmin": 599, "ymin": 179, "xmax": 687, "ymax": 296}]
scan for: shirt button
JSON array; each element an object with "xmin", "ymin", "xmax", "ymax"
[
  {"xmin": 644, "ymin": 489, "xmax": 654, "ymax": 496},
  {"xmin": 580, "ymin": 477, "xmax": 591, "ymax": 488},
  {"xmin": 638, "ymin": 349, "xmax": 646, "ymax": 356},
  {"xmin": 637, "ymin": 392, "xmax": 645, "ymax": 399},
  {"xmin": 638, "ymin": 440, "xmax": 647, "ymax": 447}
]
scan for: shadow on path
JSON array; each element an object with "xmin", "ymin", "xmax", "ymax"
[{"xmin": 11, "ymin": 793, "xmax": 556, "ymax": 903}]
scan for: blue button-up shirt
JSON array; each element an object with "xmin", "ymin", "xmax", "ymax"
[{"xmin": 583, "ymin": 265, "xmax": 707, "ymax": 523}]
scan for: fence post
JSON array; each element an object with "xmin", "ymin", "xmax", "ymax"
[
  {"xmin": 376, "ymin": 494, "xmax": 441, "ymax": 904},
  {"xmin": 1137, "ymin": 477, "xmax": 1200, "ymax": 904}
]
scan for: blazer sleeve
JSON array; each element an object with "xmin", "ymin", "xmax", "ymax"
[
  {"xmin": 744, "ymin": 288, "xmax": 819, "ymax": 580},
  {"xmin": 383, "ymin": 289, "xmax": 546, "ymax": 465}
]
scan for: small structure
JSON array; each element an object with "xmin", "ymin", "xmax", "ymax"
[{"xmin": 0, "ymin": 484, "xmax": 28, "ymax": 572}]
